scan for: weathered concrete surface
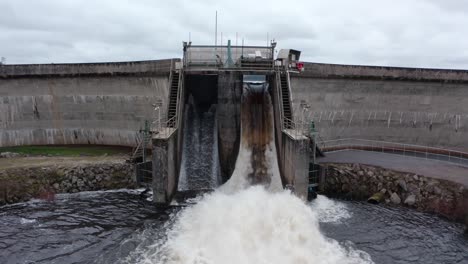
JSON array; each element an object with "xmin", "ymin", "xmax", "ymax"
[
  {"xmin": 279, "ymin": 131, "xmax": 310, "ymax": 199},
  {"xmin": 0, "ymin": 59, "xmax": 177, "ymax": 147},
  {"xmin": 298, "ymin": 62, "xmax": 468, "ymax": 82},
  {"xmin": 152, "ymin": 129, "xmax": 180, "ymax": 204},
  {"xmin": 290, "ymin": 70, "xmax": 468, "ymax": 151},
  {"xmin": 217, "ymin": 72, "xmax": 242, "ymax": 182},
  {"xmin": 0, "ymin": 59, "xmax": 174, "ymax": 78}
]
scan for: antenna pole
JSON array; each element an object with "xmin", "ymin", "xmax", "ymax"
[{"xmin": 215, "ymin": 11, "xmax": 218, "ymax": 46}]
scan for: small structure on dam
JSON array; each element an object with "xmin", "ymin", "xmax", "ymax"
[{"xmin": 135, "ymin": 41, "xmax": 316, "ymax": 204}]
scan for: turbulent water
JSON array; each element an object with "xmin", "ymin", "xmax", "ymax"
[
  {"xmin": 2, "ymin": 84, "xmax": 467, "ymax": 263},
  {"xmin": 1, "ymin": 190, "xmax": 467, "ymax": 264}
]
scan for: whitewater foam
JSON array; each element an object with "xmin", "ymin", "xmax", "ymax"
[
  {"xmin": 310, "ymin": 195, "xmax": 352, "ymax": 223},
  {"xmin": 140, "ymin": 187, "xmax": 372, "ymax": 264},
  {"xmin": 135, "ymin": 84, "xmax": 372, "ymax": 263},
  {"xmin": 20, "ymin": 218, "xmax": 37, "ymax": 224}
]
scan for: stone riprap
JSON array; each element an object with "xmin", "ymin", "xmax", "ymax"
[
  {"xmin": 322, "ymin": 163, "xmax": 468, "ymax": 224},
  {"xmin": 0, "ymin": 159, "xmax": 134, "ymax": 205}
]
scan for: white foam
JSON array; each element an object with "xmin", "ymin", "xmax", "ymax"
[
  {"xmin": 309, "ymin": 195, "xmax": 352, "ymax": 223},
  {"xmin": 140, "ymin": 187, "xmax": 372, "ymax": 264},
  {"xmin": 55, "ymin": 188, "xmax": 146, "ymax": 200},
  {"xmin": 134, "ymin": 89, "xmax": 371, "ymax": 264},
  {"xmin": 20, "ymin": 218, "xmax": 37, "ymax": 224}
]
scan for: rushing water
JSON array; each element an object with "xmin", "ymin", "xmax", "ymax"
[
  {"xmin": 178, "ymin": 96, "xmax": 220, "ymax": 191},
  {"xmin": 1, "ymin": 190, "xmax": 466, "ymax": 264},
  {"xmin": 2, "ymin": 84, "xmax": 467, "ymax": 263}
]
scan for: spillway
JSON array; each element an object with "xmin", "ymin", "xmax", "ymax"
[
  {"xmin": 221, "ymin": 82, "xmax": 282, "ymax": 193},
  {"xmin": 178, "ymin": 96, "xmax": 220, "ymax": 191}
]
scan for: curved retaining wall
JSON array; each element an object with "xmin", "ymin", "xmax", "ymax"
[
  {"xmin": 290, "ymin": 62, "xmax": 468, "ymax": 151},
  {"xmin": 0, "ymin": 59, "xmax": 177, "ymax": 147}
]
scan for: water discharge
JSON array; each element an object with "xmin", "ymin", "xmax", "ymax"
[
  {"xmin": 6, "ymin": 83, "xmax": 465, "ymax": 263},
  {"xmin": 1, "ymin": 190, "xmax": 466, "ymax": 263},
  {"xmin": 141, "ymin": 84, "xmax": 373, "ymax": 263},
  {"xmin": 142, "ymin": 187, "xmax": 372, "ymax": 264},
  {"xmin": 178, "ymin": 96, "xmax": 220, "ymax": 191},
  {"xmin": 220, "ymin": 83, "xmax": 282, "ymax": 192}
]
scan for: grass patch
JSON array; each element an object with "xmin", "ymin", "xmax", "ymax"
[{"xmin": 0, "ymin": 145, "xmax": 131, "ymax": 157}]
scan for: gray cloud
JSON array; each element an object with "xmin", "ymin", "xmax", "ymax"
[{"xmin": 0, "ymin": 0, "xmax": 467, "ymax": 69}]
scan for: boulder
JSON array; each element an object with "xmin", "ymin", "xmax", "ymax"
[
  {"xmin": 404, "ymin": 194, "xmax": 416, "ymax": 206},
  {"xmin": 390, "ymin": 192, "xmax": 401, "ymax": 204},
  {"xmin": 397, "ymin": 179, "xmax": 408, "ymax": 192}
]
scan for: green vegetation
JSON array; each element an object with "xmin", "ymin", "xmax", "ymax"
[{"xmin": 0, "ymin": 145, "xmax": 130, "ymax": 157}]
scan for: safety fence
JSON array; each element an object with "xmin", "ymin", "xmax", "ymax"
[
  {"xmin": 184, "ymin": 45, "xmax": 274, "ymax": 70},
  {"xmin": 151, "ymin": 68, "xmax": 184, "ymax": 138},
  {"xmin": 320, "ymin": 138, "xmax": 468, "ymax": 166}
]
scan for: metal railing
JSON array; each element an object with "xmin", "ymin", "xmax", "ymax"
[
  {"xmin": 152, "ymin": 115, "xmax": 178, "ymax": 138},
  {"xmin": 151, "ymin": 70, "xmax": 184, "ymax": 138},
  {"xmin": 320, "ymin": 138, "xmax": 468, "ymax": 165},
  {"xmin": 276, "ymin": 70, "xmax": 314, "ymax": 137},
  {"xmin": 184, "ymin": 45, "xmax": 274, "ymax": 70},
  {"xmin": 282, "ymin": 116, "xmax": 317, "ymax": 138}
]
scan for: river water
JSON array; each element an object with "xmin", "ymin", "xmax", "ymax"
[
  {"xmin": 1, "ymin": 189, "xmax": 466, "ymax": 264},
  {"xmin": 2, "ymin": 85, "xmax": 467, "ymax": 263}
]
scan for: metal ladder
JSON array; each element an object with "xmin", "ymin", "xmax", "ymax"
[
  {"xmin": 280, "ymin": 72, "xmax": 293, "ymax": 129},
  {"xmin": 130, "ymin": 121, "xmax": 151, "ymax": 162},
  {"xmin": 167, "ymin": 71, "xmax": 180, "ymax": 127}
]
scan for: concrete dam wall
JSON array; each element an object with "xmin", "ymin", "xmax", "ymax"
[
  {"xmin": 0, "ymin": 59, "xmax": 177, "ymax": 147},
  {"xmin": 290, "ymin": 62, "xmax": 468, "ymax": 151}
]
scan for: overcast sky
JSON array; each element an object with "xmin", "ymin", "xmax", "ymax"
[{"xmin": 1, "ymin": 0, "xmax": 468, "ymax": 69}]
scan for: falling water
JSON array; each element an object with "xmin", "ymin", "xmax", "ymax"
[
  {"xmin": 139, "ymin": 83, "xmax": 374, "ymax": 263},
  {"xmin": 220, "ymin": 82, "xmax": 282, "ymax": 192},
  {"xmin": 178, "ymin": 96, "xmax": 220, "ymax": 191}
]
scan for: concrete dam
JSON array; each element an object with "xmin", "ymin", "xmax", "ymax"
[{"xmin": 1, "ymin": 43, "xmax": 468, "ymax": 210}]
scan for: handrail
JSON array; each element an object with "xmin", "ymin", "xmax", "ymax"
[
  {"xmin": 151, "ymin": 68, "xmax": 184, "ymax": 138},
  {"xmin": 321, "ymin": 138, "xmax": 468, "ymax": 165},
  {"xmin": 275, "ymin": 71, "xmax": 284, "ymax": 130}
]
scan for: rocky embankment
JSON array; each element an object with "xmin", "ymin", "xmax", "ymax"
[
  {"xmin": 0, "ymin": 155, "xmax": 135, "ymax": 205},
  {"xmin": 322, "ymin": 163, "xmax": 468, "ymax": 225}
]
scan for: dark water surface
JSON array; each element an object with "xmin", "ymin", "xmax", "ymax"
[
  {"xmin": 0, "ymin": 190, "xmax": 466, "ymax": 264},
  {"xmin": 314, "ymin": 198, "xmax": 468, "ymax": 264}
]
